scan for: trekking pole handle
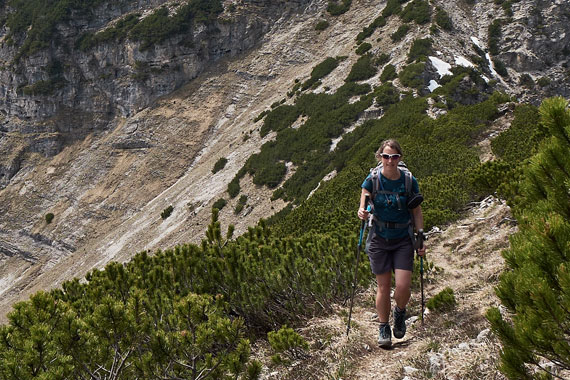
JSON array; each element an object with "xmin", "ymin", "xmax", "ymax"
[
  {"xmin": 358, "ymin": 194, "xmax": 370, "ymax": 245},
  {"xmin": 418, "ymin": 229, "xmax": 424, "ymax": 250}
]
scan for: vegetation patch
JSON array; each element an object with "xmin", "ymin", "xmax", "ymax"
[
  {"xmin": 356, "ymin": 15, "xmax": 386, "ymax": 43},
  {"xmin": 212, "ymin": 157, "xmax": 228, "ymax": 173},
  {"xmin": 408, "ymin": 38, "xmax": 433, "ymax": 63},
  {"xmin": 382, "ymin": 0, "xmax": 406, "ymax": 18},
  {"xmin": 212, "ymin": 197, "xmax": 227, "ymax": 210},
  {"xmin": 391, "ymin": 24, "xmax": 410, "ymax": 42},
  {"xmin": 315, "ymin": 20, "xmax": 330, "ymax": 31},
  {"xmin": 161, "ymin": 205, "xmax": 174, "ymax": 219},
  {"xmin": 399, "ymin": 62, "xmax": 426, "ymax": 89},
  {"xmin": 234, "ymin": 195, "xmax": 248, "ymax": 214},
  {"xmin": 327, "ymin": 0, "xmax": 352, "ymax": 16},
  {"xmin": 268, "ymin": 326, "xmax": 309, "ymax": 363},
  {"xmin": 374, "ymin": 82, "xmax": 400, "ymax": 106},
  {"xmin": 488, "ymin": 19, "xmax": 502, "ymax": 55},
  {"xmin": 400, "ymin": 0, "xmax": 431, "ymax": 25},
  {"xmin": 426, "ymin": 287, "xmax": 456, "ymax": 312},
  {"xmin": 380, "ymin": 64, "xmax": 397, "ymax": 82},
  {"xmin": 355, "ymin": 42, "xmax": 372, "ymax": 55},
  {"xmin": 45, "ymin": 213, "xmax": 54, "ymax": 224},
  {"xmin": 435, "ymin": 7, "xmax": 453, "ymax": 31},
  {"xmin": 487, "ymin": 97, "xmax": 570, "ymax": 379},
  {"xmin": 301, "ymin": 57, "xmax": 341, "ymax": 91},
  {"xmin": 346, "ymin": 54, "xmax": 377, "ymax": 82}
]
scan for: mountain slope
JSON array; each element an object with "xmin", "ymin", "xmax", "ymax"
[{"xmin": 0, "ymin": 0, "xmax": 568, "ymax": 324}]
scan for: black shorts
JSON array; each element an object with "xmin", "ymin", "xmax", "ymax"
[{"xmin": 366, "ymin": 234, "xmax": 414, "ymax": 275}]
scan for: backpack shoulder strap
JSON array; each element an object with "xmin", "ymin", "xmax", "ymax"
[
  {"xmin": 370, "ymin": 164, "xmax": 383, "ymax": 200},
  {"xmin": 398, "ymin": 161, "xmax": 413, "ymax": 196}
]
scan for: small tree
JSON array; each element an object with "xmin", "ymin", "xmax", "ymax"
[
  {"xmin": 45, "ymin": 212, "xmax": 55, "ymax": 224},
  {"xmin": 161, "ymin": 205, "xmax": 174, "ymax": 219},
  {"xmin": 487, "ymin": 97, "xmax": 570, "ymax": 379},
  {"xmin": 212, "ymin": 157, "xmax": 228, "ymax": 173}
]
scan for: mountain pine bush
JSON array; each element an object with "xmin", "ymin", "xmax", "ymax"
[{"xmin": 486, "ymin": 97, "xmax": 570, "ymax": 379}]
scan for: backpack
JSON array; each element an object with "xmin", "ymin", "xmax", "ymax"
[{"xmin": 369, "ymin": 161, "xmax": 413, "ymax": 211}]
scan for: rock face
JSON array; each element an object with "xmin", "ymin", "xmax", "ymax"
[
  {"xmin": 0, "ymin": 0, "xmax": 569, "ymax": 321},
  {"xmin": 0, "ymin": 0, "xmax": 308, "ymax": 182}
]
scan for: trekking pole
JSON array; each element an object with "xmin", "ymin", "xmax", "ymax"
[
  {"xmin": 347, "ymin": 195, "xmax": 370, "ymax": 337},
  {"xmin": 418, "ymin": 229, "xmax": 425, "ymax": 325}
]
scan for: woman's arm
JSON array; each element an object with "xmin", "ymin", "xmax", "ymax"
[{"xmin": 358, "ymin": 188, "xmax": 372, "ymax": 220}]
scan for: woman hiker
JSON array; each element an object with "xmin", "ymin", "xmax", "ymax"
[{"xmin": 357, "ymin": 139, "xmax": 426, "ymax": 348}]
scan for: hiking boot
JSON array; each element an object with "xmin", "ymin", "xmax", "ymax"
[
  {"xmin": 393, "ymin": 306, "xmax": 406, "ymax": 339},
  {"xmin": 378, "ymin": 323, "xmax": 392, "ymax": 348}
]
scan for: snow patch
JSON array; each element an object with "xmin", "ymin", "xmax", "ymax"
[
  {"xmin": 455, "ymin": 56, "xmax": 475, "ymax": 68},
  {"xmin": 486, "ymin": 53, "xmax": 499, "ymax": 77},
  {"xmin": 471, "ymin": 36, "xmax": 483, "ymax": 50},
  {"xmin": 428, "ymin": 80, "xmax": 441, "ymax": 92},
  {"xmin": 429, "ymin": 56, "xmax": 452, "ymax": 78}
]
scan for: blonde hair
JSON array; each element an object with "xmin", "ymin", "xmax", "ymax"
[{"xmin": 375, "ymin": 139, "xmax": 403, "ymax": 161}]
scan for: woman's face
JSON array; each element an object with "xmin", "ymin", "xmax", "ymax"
[{"xmin": 381, "ymin": 146, "xmax": 401, "ymax": 168}]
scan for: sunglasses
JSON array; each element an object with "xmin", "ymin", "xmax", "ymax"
[{"xmin": 381, "ymin": 153, "xmax": 401, "ymax": 160}]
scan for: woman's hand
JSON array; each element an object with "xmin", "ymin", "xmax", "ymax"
[
  {"xmin": 417, "ymin": 244, "xmax": 426, "ymax": 256},
  {"xmin": 357, "ymin": 207, "xmax": 369, "ymax": 220}
]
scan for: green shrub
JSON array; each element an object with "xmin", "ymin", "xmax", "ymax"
[
  {"xmin": 401, "ymin": 0, "xmax": 431, "ymax": 25},
  {"xmin": 161, "ymin": 205, "xmax": 174, "ymax": 219},
  {"xmin": 380, "ymin": 64, "xmax": 397, "ymax": 82},
  {"xmin": 130, "ymin": 0, "xmax": 223, "ymax": 50},
  {"xmin": 356, "ymin": 42, "xmax": 372, "ymax": 55},
  {"xmin": 382, "ymin": 0, "xmax": 403, "ymax": 17},
  {"xmin": 435, "ymin": 7, "xmax": 452, "ymax": 30},
  {"xmin": 399, "ymin": 62, "xmax": 425, "ymax": 88},
  {"xmin": 251, "ymin": 161, "xmax": 287, "ymax": 188},
  {"xmin": 268, "ymin": 326, "xmax": 309, "ymax": 363},
  {"xmin": 467, "ymin": 160, "xmax": 514, "ymax": 196},
  {"xmin": 375, "ymin": 82, "xmax": 400, "ymax": 106},
  {"xmin": 486, "ymin": 97, "xmax": 570, "ymax": 379},
  {"xmin": 537, "ymin": 76, "xmax": 551, "ymax": 87},
  {"xmin": 488, "ymin": 19, "xmax": 502, "ymax": 55},
  {"xmin": 20, "ymin": 79, "xmax": 64, "ymax": 96},
  {"xmin": 212, "ymin": 157, "xmax": 228, "ymax": 173},
  {"xmin": 234, "ymin": 203, "xmax": 245, "ymax": 214},
  {"xmin": 346, "ymin": 54, "xmax": 377, "ymax": 82},
  {"xmin": 254, "ymin": 109, "xmax": 269, "ymax": 122},
  {"xmin": 78, "ymin": 13, "xmax": 140, "ymax": 51},
  {"xmin": 234, "ymin": 195, "xmax": 248, "ymax": 214},
  {"xmin": 492, "ymin": 58, "xmax": 508, "ymax": 77},
  {"xmin": 228, "ymin": 178, "xmax": 241, "ymax": 198},
  {"xmin": 356, "ymin": 15, "xmax": 386, "ymax": 43},
  {"xmin": 315, "ymin": 20, "xmax": 330, "ymax": 31},
  {"xmin": 45, "ymin": 213, "xmax": 54, "ymax": 224},
  {"xmin": 212, "ymin": 198, "xmax": 227, "ymax": 211},
  {"xmin": 327, "ymin": 0, "xmax": 351, "ymax": 16},
  {"xmin": 407, "ymin": 38, "xmax": 432, "ymax": 63},
  {"xmin": 426, "ymin": 287, "xmax": 456, "ymax": 312},
  {"xmin": 491, "ymin": 104, "xmax": 543, "ymax": 163},
  {"xmin": 302, "ymin": 57, "xmax": 340, "ymax": 90},
  {"xmin": 391, "ymin": 24, "xmax": 410, "ymax": 42},
  {"xmin": 260, "ymin": 105, "xmax": 300, "ymax": 136},
  {"xmin": 375, "ymin": 53, "xmax": 390, "ymax": 67}
]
